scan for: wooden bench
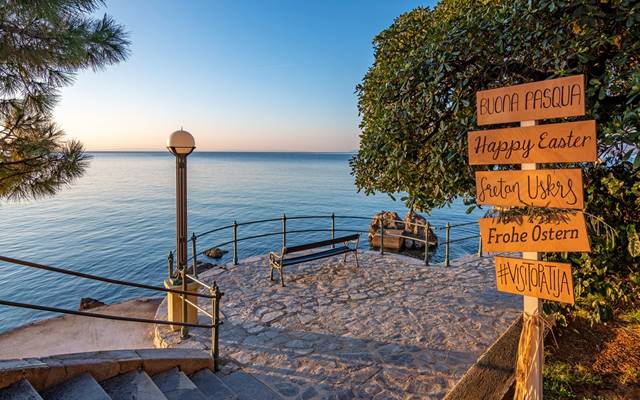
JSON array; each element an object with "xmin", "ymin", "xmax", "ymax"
[{"xmin": 268, "ymin": 234, "xmax": 360, "ymax": 287}]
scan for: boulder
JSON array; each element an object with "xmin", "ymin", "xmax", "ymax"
[
  {"xmin": 79, "ymin": 298, "xmax": 107, "ymax": 311},
  {"xmin": 368, "ymin": 211, "xmax": 402, "ymax": 243},
  {"xmin": 402, "ymin": 210, "xmax": 438, "ymax": 248},
  {"xmin": 196, "ymin": 261, "xmax": 216, "ymax": 274},
  {"xmin": 205, "ymin": 247, "xmax": 228, "ymax": 259}
]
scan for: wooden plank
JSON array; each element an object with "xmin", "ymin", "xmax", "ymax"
[
  {"xmin": 475, "ymin": 168, "xmax": 584, "ymax": 209},
  {"xmin": 478, "ymin": 212, "xmax": 590, "ymax": 252},
  {"xmin": 476, "ymin": 75, "xmax": 585, "ymax": 125},
  {"xmin": 495, "ymin": 256, "xmax": 574, "ymax": 304},
  {"xmin": 468, "ymin": 120, "xmax": 597, "ymax": 165},
  {"xmin": 444, "ymin": 316, "xmax": 523, "ymax": 400}
]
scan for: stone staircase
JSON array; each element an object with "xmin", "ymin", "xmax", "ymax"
[{"xmin": 0, "ymin": 349, "xmax": 282, "ymax": 400}]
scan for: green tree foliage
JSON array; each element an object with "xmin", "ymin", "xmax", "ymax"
[
  {"xmin": 0, "ymin": 0, "xmax": 129, "ymax": 201},
  {"xmin": 352, "ymin": 0, "xmax": 640, "ymax": 322}
]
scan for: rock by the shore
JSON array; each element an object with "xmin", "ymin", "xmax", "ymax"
[
  {"xmin": 205, "ymin": 247, "xmax": 228, "ymax": 259},
  {"xmin": 403, "ymin": 210, "xmax": 438, "ymax": 248},
  {"xmin": 79, "ymin": 298, "xmax": 107, "ymax": 311},
  {"xmin": 367, "ymin": 210, "xmax": 401, "ymax": 243},
  {"xmin": 196, "ymin": 261, "xmax": 217, "ymax": 274}
]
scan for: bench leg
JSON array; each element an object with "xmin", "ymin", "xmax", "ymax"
[
  {"xmin": 269, "ymin": 263, "xmax": 274, "ymax": 281},
  {"xmin": 354, "ymin": 250, "xmax": 360, "ymax": 268},
  {"xmin": 279, "ymin": 266, "xmax": 285, "ymax": 287},
  {"xmin": 342, "ymin": 252, "xmax": 348, "ymax": 263}
]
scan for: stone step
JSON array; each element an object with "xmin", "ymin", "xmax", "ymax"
[
  {"xmin": 220, "ymin": 371, "xmax": 283, "ymax": 400},
  {"xmin": 0, "ymin": 379, "xmax": 43, "ymax": 400},
  {"xmin": 41, "ymin": 373, "xmax": 110, "ymax": 400},
  {"xmin": 101, "ymin": 370, "xmax": 168, "ymax": 400},
  {"xmin": 190, "ymin": 369, "xmax": 237, "ymax": 400},
  {"xmin": 152, "ymin": 368, "xmax": 208, "ymax": 400}
]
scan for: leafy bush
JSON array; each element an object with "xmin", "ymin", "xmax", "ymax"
[{"xmin": 352, "ymin": 0, "xmax": 640, "ymax": 322}]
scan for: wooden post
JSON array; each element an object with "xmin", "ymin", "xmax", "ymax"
[{"xmin": 517, "ymin": 119, "xmax": 543, "ymax": 400}]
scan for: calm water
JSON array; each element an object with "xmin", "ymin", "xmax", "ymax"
[{"xmin": 0, "ymin": 152, "xmax": 481, "ymax": 332}]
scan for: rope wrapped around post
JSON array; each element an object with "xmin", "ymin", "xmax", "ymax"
[{"xmin": 514, "ymin": 313, "xmax": 553, "ymax": 399}]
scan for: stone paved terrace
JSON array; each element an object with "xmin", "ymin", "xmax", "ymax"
[{"xmin": 155, "ymin": 250, "xmax": 521, "ymax": 399}]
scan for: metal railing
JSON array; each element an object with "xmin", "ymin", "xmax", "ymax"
[
  {"xmin": 0, "ymin": 255, "xmax": 223, "ymax": 371},
  {"xmin": 183, "ymin": 213, "xmax": 482, "ymax": 269}
]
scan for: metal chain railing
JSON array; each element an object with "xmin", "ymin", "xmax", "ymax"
[{"xmin": 183, "ymin": 213, "xmax": 481, "ymax": 269}]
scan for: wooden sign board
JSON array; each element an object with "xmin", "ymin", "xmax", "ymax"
[
  {"xmin": 495, "ymin": 256, "xmax": 574, "ymax": 304},
  {"xmin": 476, "ymin": 75, "xmax": 585, "ymax": 125},
  {"xmin": 479, "ymin": 212, "xmax": 590, "ymax": 252},
  {"xmin": 468, "ymin": 120, "xmax": 597, "ymax": 165},
  {"xmin": 476, "ymin": 169, "xmax": 583, "ymax": 209}
]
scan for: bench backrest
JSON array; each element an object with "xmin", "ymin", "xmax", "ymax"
[{"xmin": 282, "ymin": 234, "xmax": 360, "ymax": 255}]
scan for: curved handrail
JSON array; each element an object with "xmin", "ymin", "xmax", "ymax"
[
  {"xmin": 188, "ymin": 214, "xmax": 479, "ymax": 254},
  {"xmin": 186, "ymin": 213, "xmax": 480, "ymax": 266},
  {"xmin": 0, "ymin": 255, "xmax": 214, "ymax": 299},
  {"xmin": 0, "ymin": 299, "xmax": 213, "ymax": 329},
  {"xmin": 196, "ymin": 224, "xmax": 235, "ymax": 239}
]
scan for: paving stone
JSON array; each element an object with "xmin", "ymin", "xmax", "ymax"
[
  {"xmin": 262, "ymin": 311, "xmax": 284, "ymax": 323},
  {"xmin": 156, "ymin": 251, "xmax": 520, "ymax": 399},
  {"xmin": 273, "ymin": 381, "xmax": 298, "ymax": 397}
]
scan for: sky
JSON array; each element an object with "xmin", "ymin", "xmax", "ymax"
[{"xmin": 53, "ymin": 0, "xmax": 435, "ymax": 152}]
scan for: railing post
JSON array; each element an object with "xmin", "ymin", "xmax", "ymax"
[
  {"xmin": 180, "ymin": 264, "xmax": 189, "ymax": 339},
  {"xmin": 282, "ymin": 214, "xmax": 287, "ymax": 248},
  {"xmin": 424, "ymin": 221, "xmax": 430, "ymax": 266},
  {"xmin": 331, "ymin": 213, "xmax": 336, "ymax": 248},
  {"xmin": 380, "ymin": 224, "xmax": 385, "ymax": 255},
  {"xmin": 444, "ymin": 223, "xmax": 450, "ymax": 267},
  {"xmin": 211, "ymin": 281, "xmax": 222, "ymax": 372},
  {"xmin": 167, "ymin": 251, "xmax": 174, "ymax": 280},
  {"xmin": 232, "ymin": 221, "xmax": 238, "ymax": 265},
  {"xmin": 191, "ymin": 232, "xmax": 198, "ymax": 278},
  {"xmin": 477, "ymin": 234, "xmax": 483, "ymax": 257}
]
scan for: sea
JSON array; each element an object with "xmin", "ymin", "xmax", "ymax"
[{"xmin": 0, "ymin": 152, "xmax": 482, "ymax": 333}]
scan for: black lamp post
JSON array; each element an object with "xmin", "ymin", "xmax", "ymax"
[{"xmin": 167, "ymin": 129, "xmax": 195, "ymax": 339}]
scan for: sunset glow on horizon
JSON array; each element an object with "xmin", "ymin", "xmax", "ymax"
[{"xmin": 53, "ymin": 0, "xmax": 432, "ymax": 152}]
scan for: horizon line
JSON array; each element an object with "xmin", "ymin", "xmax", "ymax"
[{"xmin": 86, "ymin": 150, "xmax": 358, "ymax": 154}]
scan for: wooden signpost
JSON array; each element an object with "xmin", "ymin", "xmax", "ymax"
[
  {"xmin": 476, "ymin": 75, "xmax": 585, "ymax": 125},
  {"xmin": 468, "ymin": 120, "xmax": 597, "ymax": 165},
  {"xmin": 495, "ymin": 256, "xmax": 574, "ymax": 304},
  {"xmin": 476, "ymin": 169, "xmax": 584, "ymax": 209},
  {"xmin": 470, "ymin": 74, "xmax": 594, "ymax": 400},
  {"xmin": 479, "ymin": 212, "xmax": 591, "ymax": 252}
]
